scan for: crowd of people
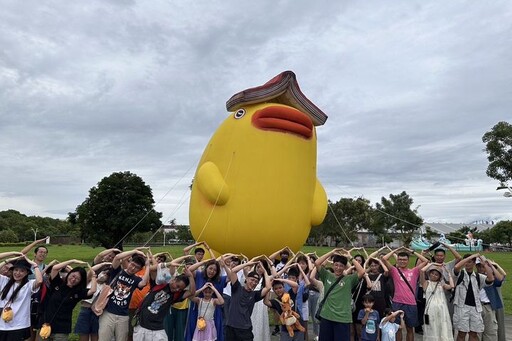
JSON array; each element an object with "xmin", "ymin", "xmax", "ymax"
[{"xmin": 0, "ymin": 239, "xmax": 507, "ymax": 341}]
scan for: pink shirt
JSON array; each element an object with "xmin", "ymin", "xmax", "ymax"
[{"xmin": 390, "ymin": 266, "xmax": 420, "ymax": 305}]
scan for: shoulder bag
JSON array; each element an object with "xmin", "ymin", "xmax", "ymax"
[
  {"xmin": 395, "ymin": 267, "xmax": 421, "ymax": 304},
  {"xmin": 314, "ymin": 275, "xmax": 344, "ymax": 321}
]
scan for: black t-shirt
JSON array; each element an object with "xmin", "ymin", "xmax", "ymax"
[
  {"xmin": 139, "ymin": 285, "xmax": 185, "ymax": 330},
  {"xmin": 226, "ymin": 280, "xmax": 263, "ymax": 329},
  {"xmin": 105, "ymin": 267, "xmax": 142, "ymax": 316},
  {"xmin": 464, "ymin": 272, "xmax": 477, "ymax": 307},
  {"xmin": 40, "ymin": 275, "xmax": 90, "ymax": 333}
]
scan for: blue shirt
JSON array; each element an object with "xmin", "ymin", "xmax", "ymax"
[
  {"xmin": 483, "ymin": 277, "xmax": 504, "ymax": 310},
  {"xmin": 358, "ymin": 309, "xmax": 380, "ymax": 341}
]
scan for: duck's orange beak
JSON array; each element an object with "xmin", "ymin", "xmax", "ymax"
[{"xmin": 252, "ymin": 106, "xmax": 313, "ymax": 139}]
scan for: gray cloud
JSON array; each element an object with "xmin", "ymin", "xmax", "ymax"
[{"xmin": 1, "ymin": 0, "xmax": 511, "ymax": 226}]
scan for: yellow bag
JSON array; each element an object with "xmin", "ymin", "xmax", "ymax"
[
  {"xmin": 1, "ymin": 307, "xmax": 13, "ymax": 322},
  {"xmin": 196, "ymin": 317, "xmax": 207, "ymax": 331},
  {"xmin": 39, "ymin": 323, "xmax": 52, "ymax": 339}
]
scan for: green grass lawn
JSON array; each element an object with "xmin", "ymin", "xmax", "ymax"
[{"xmin": 2, "ymin": 244, "xmax": 510, "ymax": 340}]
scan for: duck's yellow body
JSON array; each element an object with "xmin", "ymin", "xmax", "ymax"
[{"xmin": 189, "ymin": 101, "xmax": 327, "ymax": 257}]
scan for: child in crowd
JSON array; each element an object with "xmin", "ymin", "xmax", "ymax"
[
  {"xmin": 190, "ymin": 282, "xmax": 224, "ymax": 341},
  {"xmin": 379, "ymin": 309, "xmax": 404, "ymax": 341},
  {"xmin": 420, "ymin": 263, "xmax": 454, "ymax": 341},
  {"xmin": 357, "ymin": 294, "xmax": 380, "ymax": 341}
]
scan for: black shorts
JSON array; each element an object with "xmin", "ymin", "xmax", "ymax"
[
  {"xmin": 0, "ymin": 327, "xmax": 31, "ymax": 341},
  {"xmin": 225, "ymin": 325, "xmax": 253, "ymax": 341}
]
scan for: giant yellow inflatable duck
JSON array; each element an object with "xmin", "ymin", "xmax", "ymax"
[{"xmin": 189, "ymin": 71, "xmax": 328, "ymax": 257}]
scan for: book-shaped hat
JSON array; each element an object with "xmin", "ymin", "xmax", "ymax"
[{"xmin": 226, "ymin": 71, "xmax": 328, "ymax": 126}]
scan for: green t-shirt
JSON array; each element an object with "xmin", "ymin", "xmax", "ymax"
[{"xmin": 319, "ymin": 268, "xmax": 358, "ymax": 323}]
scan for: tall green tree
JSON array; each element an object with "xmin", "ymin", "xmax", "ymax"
[
  {"xmin": 375, "ymin": 191, "xmax": 423, "ymax": 246},
  {"xmin": 490, "ymin": 220, "xmax": 512, "ymax": 246},
  {"xmin": 482, "ymin": 121, "xmax": 512, "ymax": 184},
  {"xmin": 75, "ymin": 171, "xmax": 162, "ymax": 249},
  {"xmin": 309, "ymin": 197, "xmax": 374, "ymax": 246}
]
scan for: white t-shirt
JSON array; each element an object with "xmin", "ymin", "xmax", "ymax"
[{"xmin": 0, "ymin": 275, "xmax": 39, "ymax": 330}]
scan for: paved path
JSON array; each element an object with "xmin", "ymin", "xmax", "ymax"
[{"xmin": 270, "ymin": 314, "xmax": 512, "ymax": 340}]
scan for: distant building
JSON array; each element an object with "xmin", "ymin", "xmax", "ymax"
[{"xmin": 310, "ymin": 222, "xmax": 495, "ymax": 248}]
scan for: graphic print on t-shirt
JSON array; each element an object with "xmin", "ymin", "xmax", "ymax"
[{"xmin": 148, "ymin": 290, "xmax": 170, "ymax": 314}]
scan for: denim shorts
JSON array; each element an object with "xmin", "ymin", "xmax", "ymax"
[{"xmin": 74, "ymin": 307, "xmax": 99, "ymax": 334}]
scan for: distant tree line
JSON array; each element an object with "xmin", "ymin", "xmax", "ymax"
[{"xmin": 0, "ymin": 209, "xmax": 78, "ymax": 243}]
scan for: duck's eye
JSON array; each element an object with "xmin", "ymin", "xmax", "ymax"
[{"xmin": 234, "ymin": 109, "xmax": 245, "ymax": 119}]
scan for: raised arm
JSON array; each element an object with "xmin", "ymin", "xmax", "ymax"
[
  {"xmin": 413, "ymin": 251, "xmax": 430, "ymax": 269},
  {"xmin": 308, "ymin": 266, "xmax": 322, "ymax": 291},
  {"xmin": 381, "ymin": 248, "xmax": 397, "ymax": 271},
  {"xmin": 441, "ymin": 242, "xmax": 462, "ymax": 262},
  {"xmin": 352, "ymin": 257, "xmax": 366, "ymax": 278},
  {"xmin": 260, "ymin": 265, "xmax": 272, "ymax": 297},
  {"xmin": 202, "ymin": 242, "xmax": 216, "ymax": 259},
  {"xmin": 51, "ymin": 259, "xmax": 87, "ymax": 279},
  {"xmin": 112, "ymin": 249, "xmax": 145, "ymax": 269},
  {"xmin": 25, "ymin": 257, "xmax": 43, "ymax": 290},
  {"xmin": 187, "ymin": 259, "xmax": 209, "ymax": 273},
  {"xmin": 454, "ymin": 253, "xmax": 479, "ymax": 274},
  {"xmin": 488, "ymin": 259, "xmax": 506, "ymax": 280},
  {"xmin": 419, "ymin": 262, "xmax": 431, "ymax": 290},
  {"xmin": 183, "ymin": 242, "xmax": 203, "ymax": 255},
  {"xmin": 86, "ymin": 264, "xmax": 98, "ymax": 296},
  {"xmin": 478, "ymin": 256, "xmax": 495, "ymax": 284},
  {"xmin": 269, "ymin": 247, "xmax": 287, "ymax": 262},
  {"xmin": 297, "ymin": 265, "xmax": 311, "ymax": 286},
  {"xmin": 138, "ymin": 254, "xmax": 152, "ymax": 288},
  {"xmin": 182, "ymin": 266, "xmax": 196, "ymax": 299},
  {"xmin": 314, "ymin": 248, "xmax": 340, "ymax": 270},
  {"xmin": 87, "ymin": 262, "xmax": 111, "ymax": 281},
  {"xmin": 20, "ymin": 237, "xmax": 48, "ymax": 255},
  {"xmin": 442, "ymin": 265, "xmax": 454, "ymax": 291},
  {"xmin": 93, "ymin": 248, "xmax": 121, "ymax": 265},
  {"xmin": 0, "ymin": 251, "xmax": 24, "ymax": 260},
  {"xmin": 220, "ymin": 256, "xmax": 237, "ymax": 284}
]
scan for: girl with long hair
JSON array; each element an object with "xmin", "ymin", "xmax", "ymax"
[
  {"xmin": 38, "ymin": 259, "xmax": 97, "ymax": 340},
  {"xmin": 0, "ymin": 257, "xmax": 42, "ymax": 341},
  {"xmin": 186, "ymin": 259, "xmax": 227, "ymax": 341}
]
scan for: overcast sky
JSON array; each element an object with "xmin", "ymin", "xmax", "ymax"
[{"xmin": 1, "ymin": 1, "xmax": 511, "ymax": 227}]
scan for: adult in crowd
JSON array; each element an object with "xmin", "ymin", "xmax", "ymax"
[
  {"xmin": 23, "ymin": 238, "xmax": 49, "ymax": 341},
  {"xmin": 134, "ymin": 261, "xmax": 195, "ymax": 341},
  {"xmin": 362, "ymin": 257, "xmax": 389, "ymax": 319},
  {"xmin": 38, "ymin": 259, "xmax": 96, "ymax": 340},
  {"xmin": 184, "ymin": 242, "xmax": 215, "ymax": 263},
  {"xmin": 222, "ymin": 256, "xmax": 271, "ymax": 341},
  {"xmin": 75, "ymin": 262, "xmax": 112, "ymax": 341},
  {"xmin": 452, "ymin": 254, "xmax": 494, "ymax": 341},
  {"xmin": 0, "ymin": 257, "xmax": 43, "ymax": 340},
  {"xmin": 314, "ymin": 248, "xmax": 365, "ymax": 341},
  {"xmin": 98, "ymin": 249, "xmax": 150, "ymax": 341},
  {"xmin": 186, "ymin": 259, "xmax": 227, "ymax": 341},
  {"xmin": 476, "ymin": 257, "xmax": 504, "ymax": 341},
  {"xmin": 381, "ymin": 246, "xmax": 429, "ymax": 341}
]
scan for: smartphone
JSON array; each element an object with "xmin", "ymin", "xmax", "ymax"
[
  {"xmin": 427, "ymin": 241, "xmax": 441, "ymax": 252},
  {"xmin": 424, "ymin": 314, "xmax": 430, "ymax": 325}
]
